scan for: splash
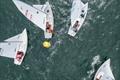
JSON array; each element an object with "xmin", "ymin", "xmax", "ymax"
[{"xmin": 87, "ymin": 55, "xmax": 101, "ymax": 78}]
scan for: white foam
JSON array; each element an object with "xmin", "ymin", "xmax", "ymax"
[
  {"xmin": 62, "ymin": 0, "xmax": 68, "ymax": 5},
  {"xmin": 82, "ymin": 77, "xmax": 87, "ymax": 80},
  {"xmin": 23, "ymin": 65, "xmax": 30, "ymax": 70},
  {"xmin": 87, "ymin": 55, "xmax": 101, "ymax": 78},
  {"xmin": 98, "ymin": 0, "xmax": 106, "ymax": 9},
  {"xmin": 115, "ymin": 15, "xmax": 120, "ymax": 20},
  {"xmin": 104, "ymin": 0, "xmax": 114, "ymax": 10},
  {"xmin": 26, "ymin": 66, "xmax": 30, "ymax": 70}
]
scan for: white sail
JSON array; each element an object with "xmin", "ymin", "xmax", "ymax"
[
  {"xmin": 0, "ymin": 29, "xmax": 28, "ymax": 65},
  {"xmin": 0, "ymin": 33, "xmax": 22, "ymax": 58},
  {"xmin": 94, "ymin": 59, "xmax": 115, "ymax": 80},
  {"xmin": 12, "ymin": 0, "xmax": 47, "ymax": 31},
  {"xmin": 33, "ymin": 2, "xmax": 54, "ymax": 39},
  {"xmin": 14, "ymin": 29, "xmax": 28, "ymax": 65},
  {"xmin": 44, "ymin": 2, "xmax": 54, "ymax": 39},
  {"xmin": 0, "ymin": 42, "xmax": 20, "ymax": 58},
  {"xmin": 5, "ymin": 34, "xmax": 21, "ymax": 42},
  {"xmin": 13, "ymin": 0, "xmax": 54, "ymax": 39},
  {"xmin": 68, "ymin": 0, "xmax": 88, "ymax": 37}
]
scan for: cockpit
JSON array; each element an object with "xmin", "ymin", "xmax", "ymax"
[
  {"xmin": 16, "ymin": 51, "xmax": 24, "ymax": 61},
  {"xmin": 72, "ymin": 20, "xmax": 79, "ymax": 32},
  {"xmin": 46, "ymin": 22, "xmax": 53, "ymax": 33}
]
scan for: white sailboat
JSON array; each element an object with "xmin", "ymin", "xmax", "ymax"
[
  {"xmin": 94, "ymin": 59, "xmax": 115, "ymax": 80},
  {"xmin": 12, "ymin": 0, "xmax": 54, "ymax": 39},
  {"xmin": 68, "ymin": 0, "xmax": 88, "ymax": 37},
  {"xmin": 0, "ymin": 29, "xmax": 28, "ymax": 65}
]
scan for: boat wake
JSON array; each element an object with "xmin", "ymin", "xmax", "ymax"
[{"xmin": 87, "ymin": 55, "xmax": 101, "ymax": 78}]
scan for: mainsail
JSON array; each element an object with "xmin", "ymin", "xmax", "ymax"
[
  {"xmin": 13, "ymin": 0, "xmax": 54, "ymax": 39},
  {"xmin": 0, "ymin": 34, "xmax": 22, "ymax": 58},
  {"xmin": 0, "ymin": 29, "xmax": 28, "ymax": 65},
  {"xmin": 68, "ymin": 0, "xmax": 88, "ymax": 37},
  {"xmin": 94, "ymin": 59, "xmax": 115, "ymax": 80},
  {"xmin": 12, "ymin": 0, "xmax": 47, "ymax": 31}
]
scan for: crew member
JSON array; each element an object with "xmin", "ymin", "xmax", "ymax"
[
  {"xmin": 73, "ymin": 21, "xmax": 79, "ymax": 32},
  {"xmin": 46, "ymin": 22, "xmax": 53, "ymax": 33},
  {"xmin": 16, "ymin": 51, "xmax": 24, "ymax": 61}
]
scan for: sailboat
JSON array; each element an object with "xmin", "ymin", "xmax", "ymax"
[
  {"xmin": 94, "ymin": 59, "xmax": 115, "ymax": 80},
  {"xmin": 12, "ymin": 0, "xmax": 54, "ymax": 39},
  {"xmin": 0, "ymin": 29, "xmax": 28, "ymax": 65},
  {"xmin": 68, "ymin": 0, "xmax": 88, "ymax": 37}
]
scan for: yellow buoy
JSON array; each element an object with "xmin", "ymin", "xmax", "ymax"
[{"xmin": 43, "ymin": 41, "xmax": 51, "ymax": 48}]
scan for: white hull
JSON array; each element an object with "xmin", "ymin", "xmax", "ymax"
[
  {"xmin": 68, "ymin": 0, "xmax": 88, "ymax": 37},
  {"xmin": 0, "ymin": 29, "xmax": 28, "ymax": 65},
  {"xmin": 14, "ymin": 29, "xmax": 28, "ymax": 65},
  {"xmin": 12, "ymin": 0, "xmax": 54, "ymax": 39},
  {"xmin": 44, "ymin": 2, "xmax": 54, "ymax": 39},
  {"xmin": 94, "ymin": 59, "xmax": 115, "ymax": 80}
]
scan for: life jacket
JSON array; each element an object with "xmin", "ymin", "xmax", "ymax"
[
  {"xmin": 16, "ymin": 51, "xmax": 24, "ymax": 61},
  {"xmin": 46, "ymin": 22, "xmax": 53, "ymax": 33}
]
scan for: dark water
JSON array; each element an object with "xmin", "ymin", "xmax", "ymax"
[{"xmin": 0, "ymin": 0, "xmax": 120, "ymax": 80}]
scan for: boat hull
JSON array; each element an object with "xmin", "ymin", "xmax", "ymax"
[
  {"xmin": 14, "ymin": 29, "xmax": 28, "ymax": 65},
  {"xmin": 44, "ymin": 2, "xmax": 54, "ymax": 39},
  {"xmin": 68, "ymin": 0, "xmax": 88, "ymax": 37},
  {"xmin": 94, "ymin": 59, "xmax": 115, "ymax": 80}
]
